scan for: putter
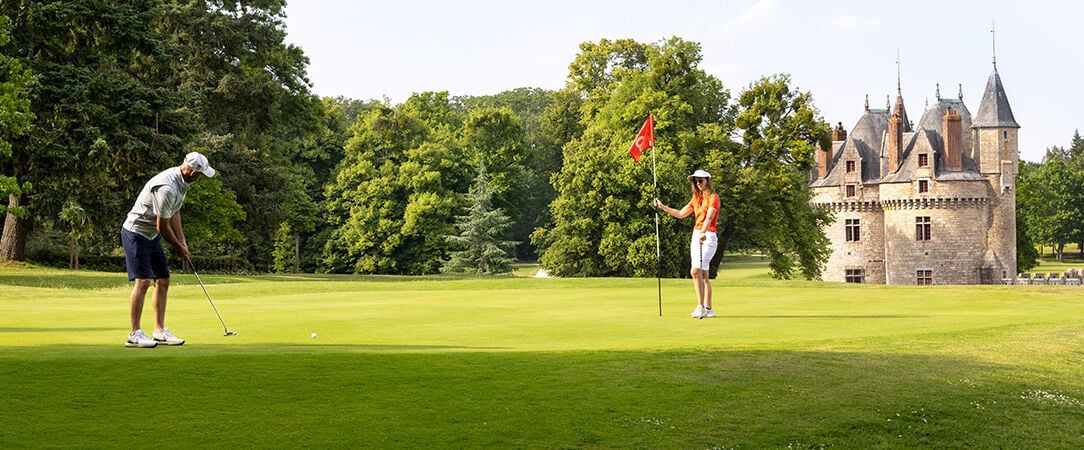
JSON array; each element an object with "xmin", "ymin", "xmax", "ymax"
[
  {"xmin": 188, "ymin": 260, "xmax": 237, "ymax": 336},
  {"xmin": 698, "ymin": 238, "xmax": 705, "ymax": 319}
]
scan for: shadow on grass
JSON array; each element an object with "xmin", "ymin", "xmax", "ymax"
[
  {"xmin": 0, "ymin": 327, "xmax": 115, "ymax": 333},
  {"xmin": 723, "ymin": 314, "xmax": 933, "ymax": 319},
  {"xmin": 0, "ymin": 273, "xmax": 130, "ymax": 290},
  {"xmin": 0, "ymin": 344, "xmax": 513, "ymax": 359},
  {"xmin": 1, "ymin": 348, "xmax": 1081, "ymax": 448}
]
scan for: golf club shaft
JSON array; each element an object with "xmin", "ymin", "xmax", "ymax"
[{"xmin": 189, "ymin": 260, "xmax": 231, "ymax": 333}]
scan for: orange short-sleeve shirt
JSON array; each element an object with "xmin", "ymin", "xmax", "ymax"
[{"xmin": 687, "ymin": 193, "xmax": 720, "ymax": 232}]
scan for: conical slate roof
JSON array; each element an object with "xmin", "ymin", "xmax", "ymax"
[{"xmin": 972, "ymin": 66, "xmax": 1019, "ymax": 128}]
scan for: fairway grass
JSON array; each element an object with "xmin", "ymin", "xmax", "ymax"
[{"xmin": 1, "ymin": 258, "xmax": 1082, "ymax": 448}]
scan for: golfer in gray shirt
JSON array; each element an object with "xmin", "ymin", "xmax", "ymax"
[{"xmin": 121, "ymin": 152, "xmax": 216, "ymax": 348}]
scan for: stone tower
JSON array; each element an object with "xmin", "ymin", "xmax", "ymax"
[{"xmin": 972, "ymin": 62, "xmax": 1020, "ymax": 281}]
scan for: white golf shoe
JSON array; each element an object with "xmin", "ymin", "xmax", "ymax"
[
  {"xmin": 704, "ymin": 308, "xmax": 716, "ymax": 318},
  {"xmin": 691, "ymin": 305, "xmax": 706, "ymax": 318},
  {"xmin": 125, "ymin": 329, "xmax": 158, "ymax": 348},
  {"xmin": 153, "ymin": 328, "xmax": 185, "ymax": 346}
]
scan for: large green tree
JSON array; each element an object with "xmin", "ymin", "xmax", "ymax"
[
  {"xmin": 322, "ymin": 93, "xmax": 470, "ymax": 274},
  {"xmin": 0, "ymin": 1, "xmax": 192, "ymax": 261},
  {"xmin": 0, "ymin": 14, "xmax": 33, "ymax": 225},
  {"xmin": 533, "ymin": 37, "xmax": 734, "ymax": 277},
  {"xmin": 534, "ymin": 38, "xmax": 830, "ymax": 279},
  {"xmin": 163, "ymin": 0, "xmax": 320, "ymax": 269},
  {"xmin": 291, "ymin": 96, "xmax": 376, "ymax": 272},
  {"xmin": 460, "ymin": 88, "xmax": 558, "ymax": 259},
  {"xmin": 0, "ymin": 1, "xmax": 314, "ymax": 269},
  {"xmin": 460, "ymin": 106, "xmax": 533, "ymax": 256},
  {"xmin": 1018, "ymin": 155, "xmax": 1084, "ymax": 260},
  {"xmin": 724, "ymin": 74, "xmax": 832, "ymax": 279}
]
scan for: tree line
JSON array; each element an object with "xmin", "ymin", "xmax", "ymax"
[
  {"xmin": 3, "ymin": 2, "xmax": 1066, "ymax": 279},
  {"xmin": 0, "ymin": 2, "xmax": 829, "ymax": 278},
  {"xmin": 1016, "ymin": 131, "xmax": 1084, "ymax": 268}
]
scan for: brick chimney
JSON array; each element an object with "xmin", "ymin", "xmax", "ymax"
[
  {"xmin": 816, "ymin": 145, "xmax": 829, "ymax": 178},
  {"xmin": 888, "ymin": 113, "xmax": 903, "ymax": 172},
  {"xmin": 831, "ymin": 121, "xmax": 847, "ymax": 141},
  {"xmin": 943, "ymin": 107, "xmax": 963, "ymax": 170}
]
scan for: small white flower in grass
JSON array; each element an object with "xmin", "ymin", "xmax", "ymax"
[{"xmin": 1021, "ymin": 389, "xmax": 1084, "ymax": 407}]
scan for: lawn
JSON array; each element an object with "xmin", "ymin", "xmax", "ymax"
[{"xmin": 1, "ymin": 257, "xmax": 1082, "ymax": 448}]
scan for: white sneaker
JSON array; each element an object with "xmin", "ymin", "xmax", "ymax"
[
  {"xmin": 153, "ymin": 328, "xmax": 185, "ymax": 346},
  {"xmin": 691, "ymin": 305, "xmax": 706, "ymax": 318},
  {"xmin": 704, "ymin": 308, "xmax": 716, "ymax": 318},
  {"xmin": 126, "ymin": 329, "xmax": 158, "ymax": 348}
]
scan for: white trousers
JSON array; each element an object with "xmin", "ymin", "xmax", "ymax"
[{"xmin": 689, "ymin": 231, "xmax": 718, "ymax": 271}]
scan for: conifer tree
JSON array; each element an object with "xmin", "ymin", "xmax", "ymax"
[{"xmin": 443, "ymin": 164, "xmax": 518, "ymax": 274}]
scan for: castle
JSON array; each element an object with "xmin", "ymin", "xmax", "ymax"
[{"xmin": 810, "ymin": 60, "xmax": 1019, "ymax": 285}]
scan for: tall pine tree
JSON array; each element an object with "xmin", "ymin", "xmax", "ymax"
[{"xmin": 442, "ymin": 163, "xmax": 518, "ymax": 274}]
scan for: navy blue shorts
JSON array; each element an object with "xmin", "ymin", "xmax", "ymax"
[{"xmin": 122, "ymin": 228, "xmax": 170, "ymax": 281}]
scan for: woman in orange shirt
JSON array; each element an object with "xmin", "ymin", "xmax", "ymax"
[{"xmin": 654, "ymin": 169, "xmax": 720, "ymax": 318}]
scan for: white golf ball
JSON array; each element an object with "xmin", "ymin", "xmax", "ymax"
[{"xmin": 311, "ymin": 332, "xmax": 317, "ymax": 339}]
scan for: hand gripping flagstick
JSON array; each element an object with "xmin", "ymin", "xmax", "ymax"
[{"xmin": 628, "ymin": 115, "xmax": 662, "ymax": 316}]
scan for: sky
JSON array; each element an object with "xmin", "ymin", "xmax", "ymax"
[{"xmin": 283, "ymin": 0, "xmax": 1083, "ymax": 162}]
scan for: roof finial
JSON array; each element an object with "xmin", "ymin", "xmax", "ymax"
[
  {"xmin": 896, "ymin": 46, "xmax": 902, "ymax": 94},
  {"xmin": 864, "ymin": 94, "xmax": 869, "ymax": 112},
  {"xmin": 958, "ymin": 83, "xmax": 964, "ymax": 101},
  {"xmin": 936, "ymin": 83, "xmax": 941, "ymax": 100},
  {"xmin": 991, "ymin": 18, "xmax": 998, "ymax": 69}
]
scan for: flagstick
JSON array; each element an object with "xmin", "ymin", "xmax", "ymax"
[{"xmin": 653, "ymin": 143, "xmax": 662, "ymax": 317}]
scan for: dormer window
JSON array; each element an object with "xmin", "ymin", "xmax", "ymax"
[
  {"xmin": 846, "ymin": 184, "xmax": 856, "ymax": 197},
  {"xmin": 846, "ymin": 160, "xmax": 856, "ymax": 173},
  {"xmin": 918, "ymin": 153, "xmax": 929, "ymax": 167},
  {"xmin": 918, "ymin": 179, "xmax": 929, "ymax": 193}
]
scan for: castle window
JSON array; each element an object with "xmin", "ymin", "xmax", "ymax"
[
  {"xmin": 846, "ymin": 160, "xmax": 856, "ymax": 172},
  {"xmin": 918, "ymin": 153, "xmax": 929, "ymax": 167},
  {"xmin": 917, "ymin": 270, "xmax": 933, "ymax": 285},
  {"xmin": 845, "ymin": 269, "xmax": 863, "ymax": 283},
  {"xmin": 918, "ymin": 179, "xmax": 929, "ymax": 193},
  {"xmin": 846, "ymin": 184, "xmax": 856, "ymax": 197},
  {"xmin": 845, "ymin": 219, "xmax": 860, "ymax": 242},
  {"xmin": 915, "ymin": 216, "xmax": 932, "ymax": 241}
]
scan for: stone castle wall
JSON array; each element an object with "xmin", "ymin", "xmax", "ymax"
[
  {"xmin": 819, "ymin": 199, "xmax": 886, "ymax": 283},
  {"xmin": 813, "ymin": 177, "xmax": 1004, "ymax": 285},
  {"xmin": 880, "ymin": 196, "xmax": 992, "ymax": 286}
]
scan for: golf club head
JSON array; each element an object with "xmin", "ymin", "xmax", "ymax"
[{"xmin": 224, "ymin": 331, "xmax": 238, "ymax": 336}]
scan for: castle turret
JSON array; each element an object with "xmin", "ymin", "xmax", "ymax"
[
  {"xmin": 973, "ymin": 65, "xmax": 1020, "ymax": 177},
  {"xmin": 972, "ymin": 62, "xmax": 1020, "ymax": 281}
]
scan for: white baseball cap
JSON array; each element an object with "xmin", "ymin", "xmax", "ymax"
[
  {"xmin": 687, "ymin": 169, "xmax": 711, "ymax": 179},
  {"xmin": 183, "ymin": 152, "xmax": 216, "ymax": 178}
]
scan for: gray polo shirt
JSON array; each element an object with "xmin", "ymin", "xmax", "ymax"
[{"xmin": 122, "ymin": 167, "xmax": 190, "ymax": 239}]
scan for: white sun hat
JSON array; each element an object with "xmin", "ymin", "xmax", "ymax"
[{"xmin": 687, "ymin": 169, "xmax": 711, "ymax": 179}]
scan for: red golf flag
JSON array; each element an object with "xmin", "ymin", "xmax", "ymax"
[{"xmin": 627, "ymin": 115, "xmax": 654, "ymax": 163}]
